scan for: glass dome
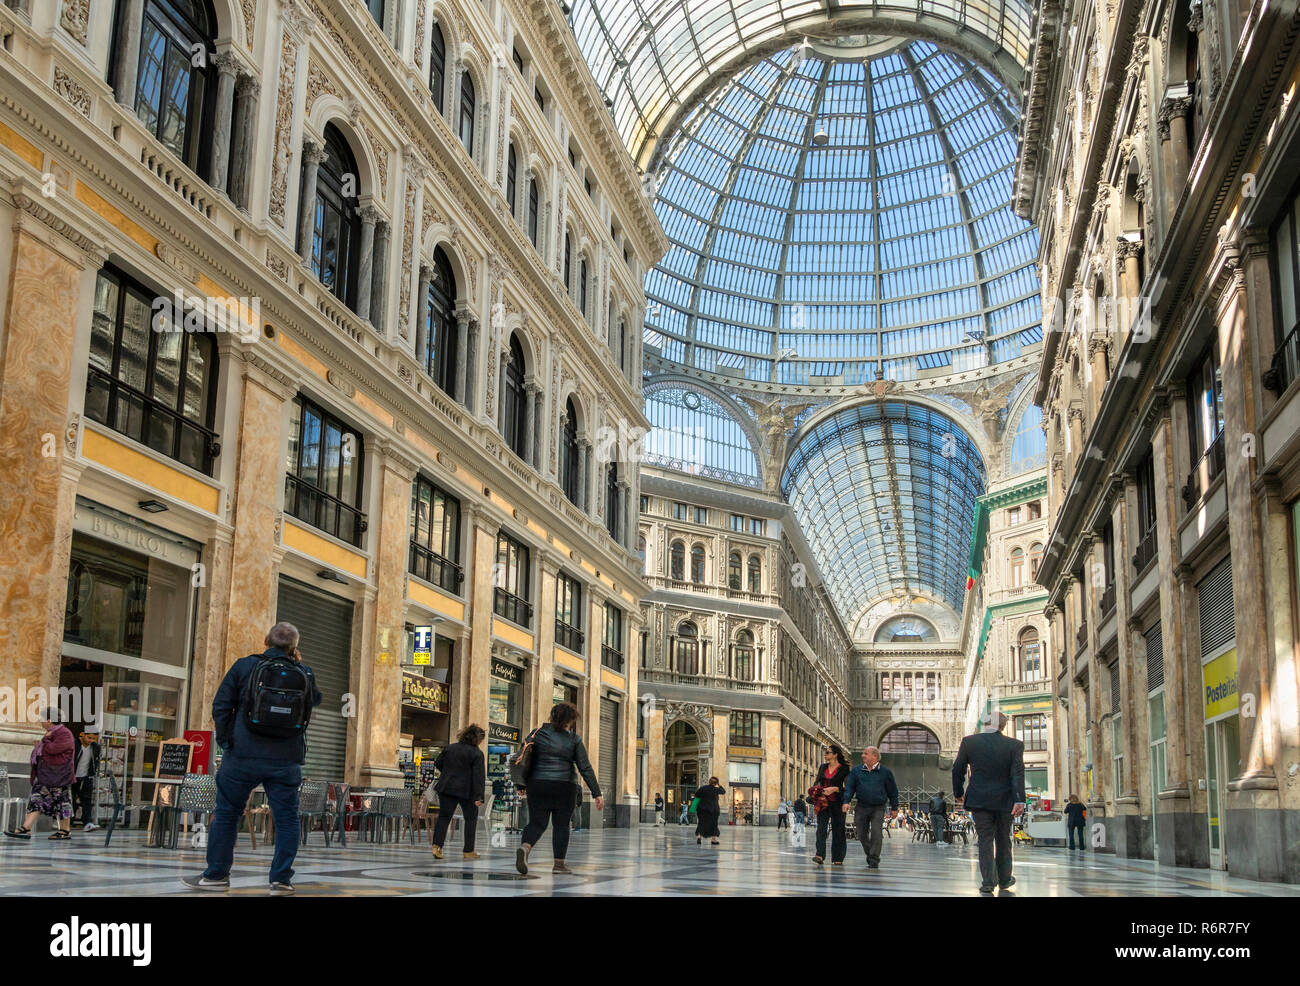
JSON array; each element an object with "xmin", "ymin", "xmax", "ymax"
[{"xmin": 641, "ymin": 39, "xmax": 1042, "ymax": 388}]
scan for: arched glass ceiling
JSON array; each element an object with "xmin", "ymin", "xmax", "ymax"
[
  {"xmin": 644, "ymin": 385, "xmax": 762, "ymax": 487},
  {"xmin": 570, "ymin": 0, "xmax": 1033, "ymax": 167},
  {"xmin": 1009, "ymin": 402, "xmax": 1047, "ymax": 475},
  {"xmin": 782, "ymin": 401, "xmax": 986, "ymax": 622},
  {"xmin": 874, "ymin": 615, "xmax": 939, "ymax": 642},
  {"xmin": 640, "ymin": 41, "xmax": 1042, "ymax": 387}
]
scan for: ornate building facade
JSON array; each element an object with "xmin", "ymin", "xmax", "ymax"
[
  {"xmin": 0, "ymin": 0, "xmax": 664, "ymax": 823},
  {"xmin": 1022, "ymin": 0, "xmax": 1300, "ymax": 879}
]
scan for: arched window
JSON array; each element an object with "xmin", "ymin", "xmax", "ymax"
[
  {"xmin": 506, "ymin": 142, "xmax": 518, "ymax": 216},
  {"xmin": 307, "ymin": 124, "xmax": 362, "ymax": 310},
  {"xmin": 727, "ymin": 551, "xmax": 742, "ymax": 590},
  {"xmin": 502, "ymin": 334, "xmax": 527, "ymax": 459},
  {"xmin": 670, "ymin": 540, "xmax": 685, "ymax": 581},
  {"xmin": 559, "ymin": 397, "xmax": 580, "ymax": 506},
  {"xmin": 748, "ymin": 555, "xmax": 761, "ymax": 594},
  {"xmin": 364, "ymin": 0, "xmax": 384, "ymax": 27},
  {"xmin": 733, "ymin": 629, "xmax": 754, "ymax": 681},
  {"xmin": 459, "ymin": 71, "xmax": 476, "ymax": 156},
  {"xmin": 579, "ymin": 257, "xmax": 589, "ymax": 316},
  {"xmin": 563, "ymin": 233, "xmax": 572, "ymax": 291},
  {"xmin": 690, "ymin": 544, "xmax": 705, "ymax": 583},
  {"xmin": 429, "ymin": 22, "xmax": 446, "ymax": 113},
  {"xmin": 879, "ymin": 724, "xmax": 941, "ymax": 754},
  {"xmin": 605, "ymin": 462, "xmax": 620, "ymax": 541},
  {"xmin": 1020, "ymin": 627, "xmax": 1043, "ymax": 681},
  {"xmin": 618, "ymin": 319, "xmax": 627, "ymax": 371},
  {"xmin": 528, "ymin": 177, "xmax": 540, "ymax": 250},
  {"xmin": 1029, "ymin": 541, "xmax": 1043, "ymax": 578},
  {"xmin": 134, "ymin": 0, "xmax": 216, "ymax": 174},
  {"xmin": 675, "ymin": 621, "xmax": 699, "ymax": 675},
  {"xmin": 1009, "ymin": 546, "xmax": 1025, "ymax": 587},
  {"xmin": 426, "ymin": 246, "xmax": 458, "ymax": 398}
]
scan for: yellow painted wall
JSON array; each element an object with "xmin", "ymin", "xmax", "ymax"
[
  {"xmin": 407, "ymin": 579, "xmax": 466, "ymax": 621},
  {"xmin": 82, "ymin": 428, "xmax": 221, "ymax": 514},
  {"xmin": 492, "ymin": 617, "xmax": 534, "ymax": 652},
  {"xmin": 282, "ymin": 520, "xmax": 368, "ymax": 577}
]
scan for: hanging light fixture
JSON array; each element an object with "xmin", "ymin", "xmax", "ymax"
[{"xmin": 812, "ymin": 127, "xmax": 829, "ymax": 146}]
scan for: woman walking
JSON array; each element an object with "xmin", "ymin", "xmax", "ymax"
[
  {"xmin": 692, "ymin": 776, "xmax": 726, "ymax": 845},
  {"xmin": 810, "ymin": 744, "xmax": 850, "ymax": 865},
  {"xmin": 516, "ymin": 703, "xmax": 602, "ymax": 875},
  {"xmin": 430, "ymin": 724, "xmax": 487, "ymax": 860},
  {"xmin": 5, "ymin": 711, "xmax": 75, "ymax": 841}
]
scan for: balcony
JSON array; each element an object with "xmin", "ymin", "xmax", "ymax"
[
  {"xmin": 408, "ymin": 541, "xmax": 463, "ymax": 595},
  {"xmin": 1181, "ymin": 433, "xmax": 1225, "ymax": 508},
  {"xmin": 556, "ymin": 620, "xmax": 584, "ymax": 653},
  {"xmin": 1099, "ymin": 584, "xmax": 1116, "ymax": 618},
  {"xmin": 285, "ymin": 474, "xmax": 366, "ymax": 547},
  {"xmin": 1075, "ymin": 622, "xmax": 1089, "ymax": 653},
  {"xmin": 1263, "ymin": 320, "xmax": 1300, "ymax": 394},
  {"xmin": 493, "ymin": 587, "xmax": 533, "ymax": 628},
  {"xmin": 1132, "ymin": 529, "xmax": 1158, "ymax": 575},
  {"xmin": 601, "ymin": 644, "xmax": 624, "ymax": 673}
]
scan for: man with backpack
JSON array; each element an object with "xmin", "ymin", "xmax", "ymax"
[
  {"xmin": 184, "ymin": 622, "xmax": 321, "ymax": 896},
  {"xmin": 929, "ymin": 790, "xmax": 948, "ymax": 847}
]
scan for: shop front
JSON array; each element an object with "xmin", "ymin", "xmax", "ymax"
[
  {"xmin": 1198, "ymin": 558, "xmax": 1240, "ymax": 871},
  {"xmin": 60, "ymin": 499, "xmax": 200, "ymax": 806},
  {"xmin": 728, "ymin": 761, "xmax": 761, "ymax": 825},
  {"xmin": 488, "ymin": 656, "xmax": 526, "ymax": 807},
  {"xmin": 400, "ymin": 625, "xmax": 453, "ymax": 792}
]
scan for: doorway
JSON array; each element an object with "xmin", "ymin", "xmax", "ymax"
[
  {"xmin": 665, "ymin": 719, "xmax": 705, "ymax": 815},
  {"xmin": 1205, "ymin": 713, "xmax": 1240, "ymax": 870}
]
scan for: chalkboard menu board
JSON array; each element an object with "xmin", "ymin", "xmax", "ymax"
[{"xmin": 156, "ymin": 739, "xmax": 193, "ymax": 780}]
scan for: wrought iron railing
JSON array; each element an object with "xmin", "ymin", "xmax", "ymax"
[
  {"xmin": 556, "ymin": 620, "xmax": 584, "ymax": 653},
  {"xmin": 1100, "ymin": 584, "xmax": 1116, "ymax": 618},
  {"xmin": 1133, "ymin": 528, "xmax": 1158, "ymax": 575},
  {"xmin": 493, "ymin": 587, "xmax": 532, "ymax": 628},
  {"xmin": 1263, "ymin": 320, "xmax": 1300, "ymax": 394},
  {"xmin": 86, "ymin": 367, "xmax": 221, "ymax": 475},
  {"xmin": 1181, "ymin": 433, "xmax": 1225, "ymax": 508},
  {"xmin": 601, "ymin": 644, "xmax": 624, "ymax": 673},
  {"xmin": 284, "ymin": 473, "xmax": 367, "ymax": 546},
  {"xmin": 408, "ymin": 541, "xmax": 462, "ymax": 594}
]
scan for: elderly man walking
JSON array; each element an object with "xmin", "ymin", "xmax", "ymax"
[
  {"xmin": 184, "ymin": 622, "xmax": 322, "ymax": 896},
  {"xmin": 953, "ymin": 710, "xmax": 1026, "ymax": 895},
  {"xmin": 840, "ymin": 746, "xmax": 898, "ymax": 870}
]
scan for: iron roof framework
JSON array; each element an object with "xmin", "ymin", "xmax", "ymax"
[
  {"xmin": 782, "ymin": 400, "xmax": 986, "ymax": 623},
  {"xmin": 640, "ymin": 41, "xmax": 1042, "ymax": 387}
]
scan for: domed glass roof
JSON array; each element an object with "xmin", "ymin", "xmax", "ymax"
[{"xmin": 641, "ymin": 39, "xmax": 1042, "ymax": 387}]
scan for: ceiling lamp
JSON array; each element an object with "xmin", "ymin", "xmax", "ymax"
[{"xmin": 812, "ymin": 128, "xmax": 829, "ymax": 146}]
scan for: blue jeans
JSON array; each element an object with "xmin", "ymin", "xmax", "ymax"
[
  {"xmin": 932, "ymin": 814, "xmax": 945, "ymax": 844},
  {"xmin": 203, "ymin": 754, "xmax": 302, "ymax": 885},
  {"xmin": 1068, "ymin": 822, "xmax": 1086, "ymax": 849}
]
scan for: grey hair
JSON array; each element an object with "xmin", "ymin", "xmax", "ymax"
[
  {"xmin": 266, "ymin": 622, "xmax": 300, "ymax": 651},
  {"xmin": 864, "ymin": 746, "xmax": 880, "ymax": 757}
]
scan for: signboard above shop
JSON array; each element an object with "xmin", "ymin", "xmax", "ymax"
[
  {"xmin": 401, "ymin": 671, "xmax": 448, "ymax": 714},
  {"xmin": 491, "ymin": 658, "xmax": 523, "ymax": 683}
]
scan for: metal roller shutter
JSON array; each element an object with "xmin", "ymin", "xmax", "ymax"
[
  {"xmin": 1198, "ymin": 558, "xmax": 1235, "ymax": 657},
  {"xmin": 1109, "ymin": 660, "xmax": 1122, "ymax": 714},
  {"xmin": 598, "ymin": 697, "xmax": 619, "ymax": 826},
  {"xmin": 1145, "ymin": 623, "xmax": 1164, "ymax": 694},
  {"xmin": 276, "ymin": 578, "xmax": 354, "ymax": 781}
]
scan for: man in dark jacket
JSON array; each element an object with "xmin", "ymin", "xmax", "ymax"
[
  {"xmin": 183, "ymin": 623, "xmax": 321, "ymax": 895},
  {"xmin": 431, "ymin": 724, "xmax": 486, "ymax": 859},
  {"xmin": 929, "ymin": 790, "xmax": 948, "ymax": 847},
  {"xmin": 841, "ymin": 746, "xmax": 898, "ymax": 869},
  {"xmin": 953, "ymin": 710, "xmax": 1026, "ymax": 895}
]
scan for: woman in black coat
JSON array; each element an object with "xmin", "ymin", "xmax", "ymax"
[
  {"xmin": 810, "ymin": 744, "xmax": 850, "ymax": 865},
  {"xmin": 692, "ymin": 776, "xmax": 726, "ymax": 845},
  {"xmin": 431, "ymin": 724, "xmax": 486, "ymax": 859}
]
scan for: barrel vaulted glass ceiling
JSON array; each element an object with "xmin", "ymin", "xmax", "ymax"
[
  {"xmin": 637, "ymin": 41, "xmax": 1042, "ymax": 386},
  {"xmin": 782, "ymin": 401, "xmax": 986, "ymax": 621},
  {"xmin": 570, "ymin": 0, "xmax": 1034, "ymax": 168}
]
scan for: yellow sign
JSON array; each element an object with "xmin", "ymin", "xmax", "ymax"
[{"xmin": 1202, "ymin": 648, "xmax": 1238, "ymax": 720}]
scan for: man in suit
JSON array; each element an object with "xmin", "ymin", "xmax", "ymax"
[{"xmin": 953, "ymin": 710, "xmax": 1026, "ymax": 895}]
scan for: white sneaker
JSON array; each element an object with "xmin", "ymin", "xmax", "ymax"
[{"xmin": 83, "ymin": 823, "xmax": 99, "ymax": 832}]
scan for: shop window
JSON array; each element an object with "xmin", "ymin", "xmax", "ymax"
[
  {"xmin": 429, "ymin": 22, "xmax": 446, "ymax": 114},
  {"xmin": 501, "ymin": 334, "xmax": 527, "ymax": 459},
  {"xmin": 690, "ymin": 543, "xmax": 705, "ymax": 583},
  {"xmin": 729, "ymin": 711, "xmax": 760, "ymax": 747},
  {"xmin": 493, "ymin": 530, "xmax": 531, "ymax": 627},
  {"xmin": 85, "ymin": 266, "xmax": 219, "ymax": 475},
  {"xmin": 675, "ymin": 621, "xmax": 699, "ymax": 675},
  {"xmin": 285, "ymin": 395, "xmax": 366, "ymax": 546},
  {"xmin": 425, "ymin": 246, "xmax": 459, "ymax": 400},
  {"xmin": 670, "ymin": 540, "xmax": 685, "ymax": 581},
  {"xmin": 559, "ymin": 397, "xmax": 580, "ymax": 506},
  {"xmin": 303, "ymin": 124, "xmax": 362, "ymax": 311},
  {"xmin": 727, "ymin": 551, "xmax": 742, "ymax": 590},
  {"xmin": 131, "ymin": 0, "xmax": 215, "ymax": 175},
  {"xmin": 555, "ymin": 571, "xmax": 583, "ymax": 652},
  {"xmin": 408, "ymin": 475, "xmax": 461, "ymax": 593},
  {"xmin": 602, "ymin": 603, "xmax": 624, "ymax": 672}
]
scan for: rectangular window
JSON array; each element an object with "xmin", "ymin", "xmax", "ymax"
[
  {"xmin": 555, "ymin": 571, "xmax": 583, "ymax": 652},
  {"xmin": 730, "ymin": 513, "xmax": 745, "ymax": 532},
  {"xmin": 602, "ymin": 603, "xmax": 624, "ymax": 672},
  {"xmin": 1008, "ymin": 506, "xmax": 1022, "ymax": 526},
  {"xmin": 1186, "ymin": 346, "xmax": 1226, "ymax": 459},
  {"xmin": 285, "ymin": 396, "xmax": 365, "ymax": 546},
  {"xmin": 640, "ymin": 495, "xmax": 650, "ymax": 513},
  {"xmin": 729, "ymin": 712, "xmax": 760, "ymax": 747},
  {"xmin": 694, "ymin": 506, "xmax": 708, "ymax": 525},
  {"xmin": 673, "ymin": 502, "xmax": 688, "ymax": 521},
  {"xmin": 1015, "ymin": 714, "xmax": 1047, "ymax": 752},
  {"xmin": 1112, "ymin": 714, "xmax": 1124, "ymax": 796},
  {"xmin": 512, "ymin": 48, "xmax": 524, "ymax": 74},
  {"xmin": 408, "ymin": 476, "xmax": 461, "ymax": 593},
  {"xmin": 493, "ymin": 531, "xmax": 532, "ymax": 627},
  {"xmin": 1271, "ymin": 185, "xmax": 1300, "ymax": 350},
  {"xmin": 750, "ymin": 518, "xmax": 765, "ymax": 536},
  {"xmin": 1135, "ymin": 450, "xmax": 1158, "ymax": 572},
  {"xmin": 533, "ymin": 86, "xmax": 545, "ymax": 113},
  {"xmin": 85, "ymin": 266, "xmax": 220, "ymax": 474}
]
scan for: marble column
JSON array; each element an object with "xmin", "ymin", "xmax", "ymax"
[
  {"xmin": 209, "ymin": 52, "xmax": 240, "ymax": 195},
  {"xmin": 496, "ymin": 349, "xmax": 509, "ymax": 432},
  {"xmin": 532, "ymin": 388, "xmax": 544, "ymax": 470},
  {"xmin": 1158, "ymin": 96, "xmax": 1193, "ymax": 217},
  {"xmin": 1089, "ymin": 336, "xmax": 1109, "ymax": 414},
  {"xmin": 532, "ymin": 552, "xmax": 561, "ymax": 728},
  {"xmin": 466, "ymin": 512, "xmax": 498, "ymax": 731},
  {"xmin": 355, "ymin": 206, "xmax": 380, "ymax": 324},
  {"xmin": 619, "ymin": 480, "xmax": 631, "ymax": 548},
  {"xmin": 454, "ymin": 307, "xmax": 471, "ymax": 406},
  {"xmin": 464, "ymin": 320, "xmax": 479, "ymax": 415},
  {"xmin": 1117, "ymin": 239, "xmax": 1142, "ymax": 325},
  {"xmin": 0, "ymin": 216, "xmax": 98, "ymax": 762},
  {"xmin": 414, "ymin": 263, "xmax": 432, "ymax": 370},
  {"xmin": 297, "ymin": 141, "xmax": 328, "ymax": 264},
  {"xmin": 580, "ymin": 438, "xmax": 593, "ymax": 515},
  {"xmin": 230, "ymin": 74, "xmax": 260, "ymax": 212},
  {"xmin": 371, "ymin": 221, "xmax": 390, "ymax": 337},
  {"xmin": 112, "ymin": 0, "xmax": 145, "ymax": 107},
  {"xmin": 646, "ymin": 708, "xmax": 666, "ymax": 811},
  {"xmin": 522, "ymin": 380, "xmax": 537, "ymax": 467},
  {"xmin": 358, "ymin": 445, "xmax": 418, "ymax": 788}
]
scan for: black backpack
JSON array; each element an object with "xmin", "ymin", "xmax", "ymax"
[
  {"xmin": 929, "ymin": 794, "xmax": 946, "ymax": 814},
  {"xmin": 242, "ymin": 654, "xmax": 314, "ymax": 738}
]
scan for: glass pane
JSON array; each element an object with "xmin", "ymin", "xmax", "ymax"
[
  {"xmin": 135, "ymin": 20, "xmax": 166, "ymax": 137},
  {"xmin": 300, "ymin": 408, "xmax": 322, "ymax": 485},
  {"xmin": 118, "ymin": 289, "xmax": 153, "ymax": 392},
  {"xmin": 1206, "ymin": 722, "xmax": 1219, "ymax": 849},
  {"xmin": 114, "ymin": 391, "xmax": 146, "ymax": 443},
  {"xmin": 182, "ymin": 338, "xmax": 210, "ymax": 422},
  {"xmin": 89, "ymin": 273, "xmax": 119, "ymax": 374},
  {"xmin": 177, "ymin": 421, "xmax": 205, "ymax": 471},
  {"xmin": 322, "ymin": 424, "xmax": 342, "ymax": 497},
  {"xmin": 158, "ymin": 44, "xmax": 192, "ymax": 159},
  {"xmin": 84, "ymin": 375, "xmax": 111, "ymax": 426},
  {"xmin": 146, "ymin": 409, "xmax": 175, "ymax": 458},
  {"xmin": 151, "ymin": 326, "xmax": 182, "ymax": 409}
]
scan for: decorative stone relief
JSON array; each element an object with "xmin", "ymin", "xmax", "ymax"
[
  {"xmin": 59, "ymin": 0, "xmax": 89, "ymax": 45},
  {"xmin": 53, "ymin": 66, "xmax": 92, "ymax": 118},
  {"xmin": 398, "ymin": 168, "xmax": 420, "ymax": 336},
  {"xmin": 268, "ymin": 32, "xmax": 300, "ymax": 226},
  {"xmin": 240, "ymin": 0, "xmax": 256, "ymax": 47}
]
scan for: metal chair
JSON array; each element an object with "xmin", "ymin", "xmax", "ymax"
[
  {"xmin": 380, "ymin": 787, "xmax": 415, "ymax": 845},
  {"xmin": 0, "ymin": 766, "xmax": 26, "ymax": 833},
  {"xmin": 104, "ymin": 773, "xmax": 163, "ymax": 847},
  {"xmin": 298, "ymin": 779, "xmax": 329, "ymax": 845},
  {"xmin": 325, "ymin": 781, "xmax": 350, "ymax": 847},
  {"xmin": 353, "ymin": 790, "xmax": 385, "ymax": 842},
  {"xmin": 161, "ymin": 773, "xmax": 217, "ymax": 849}
]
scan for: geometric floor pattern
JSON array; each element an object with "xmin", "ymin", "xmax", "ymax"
[{"xmin": 3, "ymin": 823, "xmax": 1297, "ymax": 897}]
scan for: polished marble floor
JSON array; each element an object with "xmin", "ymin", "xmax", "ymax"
[{"xmin": 2, "ymin": 821, "xmax": 1296, "ymax": 896}]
